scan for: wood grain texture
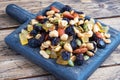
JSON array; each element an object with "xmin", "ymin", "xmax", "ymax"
[
  {"xmin": 0, "ymin": 0, "xmax": 120, "ymax": 29},
  {"xmin": 18, "ymin": 65, "xmax": 120, "ymax": 80}
]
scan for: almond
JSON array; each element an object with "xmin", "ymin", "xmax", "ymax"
[
  {"xmin": 73, "ymin": 12, "xmax": 79, "ymax": 18},
  {"xmin": 63, "ymin": 11, "xmax": 74, "ymax": 19},
  {"xmin": 73, "ymin": 47, "xmax": 88, "ymax": 54},
  {"xmin": 95, "ymin": 32, "xmax": 103, "ymax": 38},
  {"xmin": 50, "ymin": 6, "xmax": 60, "ymax": 13},
  {"xmin": 36, "ymin": 15, "xmax": 45, "ymax": 21},
  {"xmin": 57, "ymin": 27, "xmax": 65, "ymax": 36}
]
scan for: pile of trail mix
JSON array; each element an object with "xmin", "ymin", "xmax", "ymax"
[{"xmin": 19, "ymin": 5, "xmax": 111, "ymax": 66}]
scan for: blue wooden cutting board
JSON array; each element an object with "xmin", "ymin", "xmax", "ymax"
[{"xmin": 5, "ymin": 2, "xmax": 120, "ymax": 80}]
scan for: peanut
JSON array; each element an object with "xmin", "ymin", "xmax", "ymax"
[{"xmin": 60, "ymin": 34, "xmax": 68, "ymax": 41}]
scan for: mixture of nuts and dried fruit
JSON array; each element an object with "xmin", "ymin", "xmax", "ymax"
[{"xmin": 19, "ymin": 5, "xmax": 111, "ymax": 66}]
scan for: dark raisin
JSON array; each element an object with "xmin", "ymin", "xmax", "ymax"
[
  {"xmin": 33, "ymin": 24, "xmax": 45, "ymax": 32},
  {"xmin": 89, "ymin": 33, "xmax": 99, "ymax": 42},
  {"xmin": 97, "ymin": 39, "xmax": 106, "ymax": 48},
  {"xmin": 61, "ymin": 5, "xmax": 72, "ymax": 12},
  {"xmin": 38, "ymin": 33, "xmax": 46, "ymax": 46},
  {"xmin": 28, "ymin": 38, "xmax": 39, "ymax": 48},
  {"xmin": 41, "ymin": 18, "xmax": 49, "ymax": 23},
  {"xmin": 75, "ymin": 54, "xmax": 84, "ymax": 65},
  {"xmin": 61, "ymin": 51, "xmax": 70, "ymax": 60},
  {"xmin": 30, "ymin": 30, "xmax": 37, "ymax": 37},
  {"xmin": 65, "ymin": 25, "xmax": 75, "ymax": 36},
  {"xmin": 51, "ymin": 37, "xmax": 60, "ymax": 46},
  {"xmin": 70, "ymin": 39, "xmax": 77, "ymax": 50}
]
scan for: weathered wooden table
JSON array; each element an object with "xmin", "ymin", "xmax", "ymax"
[{"xmin": 0, "ymin": 0, "xmax": 120, "ymax": 80}]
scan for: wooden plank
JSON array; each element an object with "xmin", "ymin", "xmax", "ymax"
[
  {"xmin": 19, "ymin": 75, "xmax": 56, "ymax": 80},
  {"xmin": 89, "ymin": 65, "xmax": 120, "ymax": 80},
  {"xmin": 18, "ymin": 65, "xmax": 120, "ymax": 80},
  {"xmin": 98, "ymin": 17, "xmax": 120, "ymax": 31},
  {"xmin": 0, "ymin": 17, "xmax": 120, "ymax": 79},
  {"xmin": 0, "ymin": 0, "xmax": 120, "ymax": 29}
]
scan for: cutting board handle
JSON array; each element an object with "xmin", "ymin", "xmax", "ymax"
[{"xmin": 6, "ymin": 4, "xmax": 35, "ymax": 24}]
